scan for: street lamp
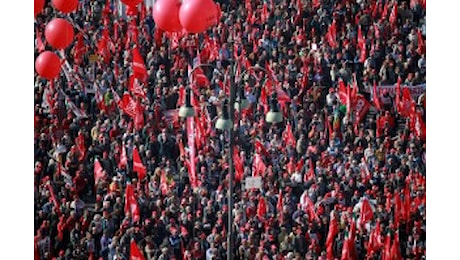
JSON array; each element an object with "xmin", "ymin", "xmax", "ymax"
[
  {"xmin": 216, "ymin": 99, "xmax": 232, "ymax": 130},
  {"xmin": 266, "ymin": 92, "xmax": 283, "ymax": 123},
  {"xmin": 178, "ymin": 87, "xmax": 195, "ymax": 118}
]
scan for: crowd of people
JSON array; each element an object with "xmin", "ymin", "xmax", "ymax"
[{"xmin": 34, "ymin": 0, "xmax": 426, "ymax": 259}]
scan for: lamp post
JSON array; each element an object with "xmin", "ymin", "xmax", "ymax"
[{"xmin": 178, "ymin": 61, "xmax": 282, "ymax": 260}]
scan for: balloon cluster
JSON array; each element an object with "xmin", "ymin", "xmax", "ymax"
[
  {"xmin": 34, "ymin": 0, "xmax": 78, "ymax": 80},
  {"xmin": 152, "ymin": 0, "xmax": 221, "ymax": 33}
]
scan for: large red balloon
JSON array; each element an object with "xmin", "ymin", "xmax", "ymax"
[
  {"xmin": 34, "ymin": 0, "xmax": 45, "ymax": 17},
  {"xmin": 179, "ymin": 0, "xmax": 220, "ymax": 33},
  {"xmin": 152, "ymin": 0, "xmax": 182, "ymax": 32},
  {"xmin": 35, "ymin": 51, "xmax": 61, "ymax": 80},
  {"xmin": 45, "ymin": 18, "xmax": 75, "ymax": 49},
  {"xmin": 121, "ymin": 0, "xmax": 142, "ymax": 7},
  {"xmin": 52, "ymin": 0, "xmax": 78, "ymax": 13}
]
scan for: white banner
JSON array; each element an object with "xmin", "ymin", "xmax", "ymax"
[
  {"xmin": 377, "ymin": 83, "xmax": 426, "ymax": 99},
  {"xmin": 245, "ymin": 176, "xmax": 262, "ymax": 190}
]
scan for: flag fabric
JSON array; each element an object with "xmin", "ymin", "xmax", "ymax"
[
  {"xmin": 132, "ymin": 47, "xmax": 147, "ymax": 82},
  {"xmin": 391, "ymin": 232, "xmax": 402, "ymax": 260},
  {"xmin": 233, "ymin": 147, "xmax": 244, "ymax": 183},
  {"xmin": 130, "ymin": 240, "xmax": 145, "ymax": 260},
  {"xmin": 360, "ymin": 198, "xmax": 374, "ymax": 227},
  {"xmin": 129, "ymin": 76, "xmax": 147, "ymax": 99},
  {"xmin": 373, "ymin": 80, "xmax": 382, "ymax": 110},
  {"xmin": 45, "ymin": 182, "xmax": 61, "ymax": 216},
  {"xmin": 337, "ymin": 79, "xmax": 348, "ymax": 105},
  {"xmin": 417, "ymin": 29, "xmax": 425, "ymax": 55},
  {"xmin": 132, "ymin": 146, "xmax": 146, "ymax": 180},
  {"xmin": 164, "ymin": 109, "xmax": 180, "ymax": 129},
  {"xmin": 382, "ymin": 232, "xmax": 392, "ymax": 260},
  {"xmin": 353, "ymin": 94, "xmax": 371, "ymax": 125},
  {"xmin": 404, "ymin": 182, "xmax": 412, "ymax": 220},
  {"xmin": 94, "ymin": 158, "xmax": 105, "ymax": 186},
  {"xmin": 257, "ymin": 196, "xmax": 267, "ymax": 219},
  {"xmin": 326, "ymin": 212, "xmax": 339, "ymax": 260},
  {"xmin": 326, "ymin": 20, "xmax": 338, "ymax": 49},
  {"xmin": 124, "ymin": 183, "xmax": 140, "ymax": 222},
  {"xmin": 389, "ymin": 3, "xmax": 398, "ymax": 29},
  {"xmin": 186, "ymin": 117, "xmax": 198, "ymax": 188},
  {"xmin": 255, "ymin": 139, "xmax": 269, "ymax": 157},
  {"xmin": 134, "ymin": 99, "xmax": 145, "ymax": 131},
  {"xmin": 119, "ymin": 142, "xmax": 127, "ymax": 169},
  {"xmin": 394, "ymin": 193, "xmax": 402, "ymax": 228},
  {"xmin": 395, "ymin": 77, "xmax": 402, "ymax": 113},
  {"xmin": 300, "ymin": 191, "xmax": 320, "ymax": 223},
  {"xmin": 367, "ymin": 221, "xmax": 383, "ymax": 254},
  {"xmin": 283, "ymin": 122, "xmax": 296, "ymax": 147},
  {"xmin": 276, "ymin": 190, "xmax": 284, "ymax": 222},
  {"xmin": 95, "ymin": 86, "xmax": 106, "ymax": 112},
  {"xmin": 399, "ymin": 87, "xmax": 414, "ymax": 118},
  {"xmin": 73, "ymin": 33, "xmax": 87, "ymax": 65},
  {"xmin": 64, "ymin": 95, "xmax": 88, "ymax": 119},
  {"xmin": 121, "ymin": 93, "xmax": 137, "ymax": 118},
  {"xmin": 252, "ymin": 153, "xmax": 267, "ymax": 177}
]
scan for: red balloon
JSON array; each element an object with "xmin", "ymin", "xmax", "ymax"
[
  {"xmin": 45, "ymin": 18, "xmax": 75, "ymax": 49},
  {"xmin": 126, "ymin": 5, "xmax": 138, "ymax": 16},
  {"xmin": 52, "ymin": 0, "xmax": 78, "ymax": 13},
  {"xmin": 152, "ymin": 0, "xmax": 182, "ymax": 32},
  {"xmin": 179, "ymin": 0, "xmax": 219, "ymax": 33},
  {"xmin": 120, "ymin": 0, "xmax": 142, "ymax": 7},
  {"xmin": 35, "ymin": 51, "xmax": 61, "ymax": 80},
  {"xmin": 34, "ymin": 0, "xmax": 45, "ymax": 17}
]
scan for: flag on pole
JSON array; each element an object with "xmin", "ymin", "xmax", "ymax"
[
  {"xmin": 186, "ymin": 117, "xmax": 198, "ymax": 188},
  {"xmin": 132, "ymin": 146, "xmax": 146, "ymax": 180},
  {"xmin": 132, "ymin": 47, "xmax": 147, "ymax": 82},
  {"xmin": 130, "ymin": 240, "xmax": 146, "ymax": 260}
]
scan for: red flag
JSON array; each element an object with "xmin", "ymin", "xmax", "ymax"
[
  {"xmin": 255, "ymin": 139, "xmax": 269, "ymax": 157},
  {"xmin": 394, "ymin": 193, "xmax": 402, "ymax": 228},
  {"xmin": 164, "ymin": 109, "xmax": 180, "ymax": 129},
  {"xmin": 94, "ymin": 158, "xmax": 105, "ymax": 186},
  {"xmin": 186, "ymin": 117, "xmax": 198, "ymax": 188},
  {"xmin": 261, "ymin": 2, "xmax": 269, "ymax": 23},
  {"xmin": 414, "ymin": 110, "xmax": 426, "ymax": 140},
  {"xmin": 75, "ymin": 131, "xmax": 86, "ymax": 162},
  {"xmin": 326, "ymin": 20, "xmax": 338, "ymax": 49},
  {"xmin": 121, "ymin": 93, "xmax": 137, "ymax": 118},
  {"xmin": 305, "ymin": 158, "xmax": 315, "ymax": 182},
  {"xmin": 312, "ymin": 0, "xmax": 320, "ymax": 8},
  {"xmin": 404, "ymin": 182, "xmax": 411, "ymax": 220},
  {"xmin": 368, "ymin": 221, "xmax": 383, "ymax": 254},
  {"xmin": 125, "ymin": 183, "xmax": 140, "ymax": 222},
  {"xmin": 390, "ymin": 232, "xmax": 402, "ymax": 260},
  {"xmin": 95, "ymin": 87, "xmax": 106, "ymax": 112},
  {"xmin": 277, "ymin": 190, "xmax": 284, "ymax": 223},
  {"xmin": 132, "ymin": 146, "xmax": 146, "ymax": 180},
  {"xmin": 346, "ymin": 82, "xmax": 352, "ymax": 119},
  {"xmin": 283, "ymin": 122, "xmax": 296, "ymax": 147},
  {"xmin": 337, "ymin": 79, "xmax": 348, "ymax": 104},
  {"xmin": 354, "ymin": 94, "xmax": 371, "ymax": 125},
  {"xmin": 132, "ymin": 47, "xmax": 147, "ymax": 82},
  {"xmin": 399, "ymin": 87, "xmax": 414, "ymax": 118},
  {"xmin": 373, "ymin": 80, "xmax": 382, "ymax": 111},
  {"xmin": 73, "ymin": 33, "xmax": 87, "ymax": 65},
  {"xmin": 389, "ymin": 3, "xmax": 398, "ymax": 29},
  {"xmin": 160, "ymin": 169, "xmax": 172, "ymax": 195},
  {"xmin": 252, "ymin": 153, "xmax": 267, "ymax": 177},
  {"xmin": 300, "ymin": 191, "xmax": 320, "ymax": 222},
  {"xmin": 276, "ymin": 87, "xmax": 291, "ymax": 103},
  {"xmin": 326, "ymin": 213, "xmax": 339, "ymax": 260},
  {"xmin": 45, "ymin": 182, "xmax": 61, "ymax": 216},
  {"xmin": 134, "ymin": 100, "xmax": 145, "ymax": 131},
  {"xmin": 340, "ymin": 232, "xmax": 350, "ymax": 260},
  {"xmin": 257, "ymin": 197, "xmax": 267, "ymax": 219},
  {"xmin": 349, "ymin": 220, "xmax": 357, "ymax": 259},
  {"xmin": 382, "ymin": 232, "xmax": 392, "ymax": 260},
  {"xmin": 119, "ymin": 142, "xmax": 128, "ymax": 169},
  {"xmin": 233, "ymin": 147, "xmax": 244, "ymax": 183},
  {"xmin": 360, "ymin": 198, "xmax": 374, "ymax": 226},
  {"xmin": 417, "ymin": 29, "xmax": 425, "ymax": 55},
  {"xmin": 129, "ymin": 76, "xmax": 147, "ymax": 99},
  {"xmin": 130, "ymin": 240, "xmax": 146, "ymax": 260}
]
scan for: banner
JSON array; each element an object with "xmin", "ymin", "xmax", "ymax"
[
  {"xmin": 354, "ymin": 94, "xmax": 371, "ymax": 124},
  {"xmin": 376, "ymin": 83, "xmax": 425, "ymax": 99}
]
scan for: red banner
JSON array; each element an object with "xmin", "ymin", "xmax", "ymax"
[{"xmin": 354, "ymin": 94, "xmax": 371, "ymax": 124}]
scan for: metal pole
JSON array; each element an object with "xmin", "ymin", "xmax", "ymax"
[{"xmin": 227, "ymin": 61, "xmax": 236, "ymax": 260}]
